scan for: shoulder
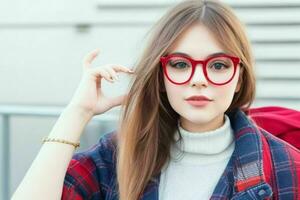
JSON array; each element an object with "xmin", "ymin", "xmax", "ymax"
[
  {"xmin": 261, "ymin": 129, "xmax": 300, "ymax": 162},
  {"xmin": 261, "ymin": 130, "xmax": 300, "ymax": 187},
  {"xmin": 259, "ymin": 129, "xmax": 300, "ymax": 197},
  {"xmin": 62, "ymin": 130, "xmax": 118, "ymax": 199}
]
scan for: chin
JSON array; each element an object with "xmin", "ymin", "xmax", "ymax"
[{"xmin": 183, "ymin": 114, "xmax": 215, "ymax": 124}]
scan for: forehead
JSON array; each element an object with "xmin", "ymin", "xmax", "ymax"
[{"xmin": 167, "ymin": 22, "xmax": 224, "ymax": 59}]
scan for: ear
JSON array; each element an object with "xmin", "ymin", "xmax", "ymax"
[{"xmin": 235, "ymin": 66, "xmax": 244, "ymax": 93}]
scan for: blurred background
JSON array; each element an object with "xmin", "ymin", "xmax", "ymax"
[{"xmin": 0, "ymin": 0, "xmax": 300, "ymax": 199}]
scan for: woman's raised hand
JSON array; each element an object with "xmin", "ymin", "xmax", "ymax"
[{"xmin": 67, "ymin": 49, "xmax": 134, "ymax": 117}]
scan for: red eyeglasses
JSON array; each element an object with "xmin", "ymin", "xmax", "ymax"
[{"xmin": 160, "ymin": 54, "xmax": 241, "ymax": 85}]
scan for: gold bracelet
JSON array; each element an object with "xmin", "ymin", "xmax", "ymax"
[{"xmin": 42, "ymin": 137, "xmax": 80, "ymax": 149}]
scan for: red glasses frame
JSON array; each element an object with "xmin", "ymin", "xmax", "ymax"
[{"xmin": 160, "ymin": 54, "xmax": 241, "ymax": 86}]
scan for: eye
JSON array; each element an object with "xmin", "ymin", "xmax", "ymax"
[
  {"xmin": 210, "ymin": 62, "xmax": 229, "ymax": 70},
  {"xmin": 170, "ymin": 61, "xmax": 188, "ymax": 69},
  {"xmin": 168, "ymin": 59, "xmax": 191, "ymax": 69}
]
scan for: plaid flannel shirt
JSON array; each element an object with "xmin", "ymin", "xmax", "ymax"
[{"xmin": 62, "ymin": 108, "xmax": 300, "ymax": 200}]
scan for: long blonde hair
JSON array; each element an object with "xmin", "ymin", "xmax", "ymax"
[{"xmin": 116, "ymin": 0, "xmax": 256, "ymax": 199}]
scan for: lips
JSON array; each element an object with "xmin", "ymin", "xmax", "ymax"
[
  {"xmin": 185, "ymin": 95, "xmax": 212, "ymax": 101},
  {"xmin": 185, "ymin": 95, "xmax": 212, "ymax": 107}
]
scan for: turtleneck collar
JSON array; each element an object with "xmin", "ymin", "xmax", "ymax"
[{"xmin": 168, "ymin": 114, "xmax": 235, "ymax": 165}]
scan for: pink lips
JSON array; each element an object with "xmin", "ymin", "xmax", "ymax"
[{"xmin": 185, "ymin": 95, "xmax": 212, "ymax": 107}]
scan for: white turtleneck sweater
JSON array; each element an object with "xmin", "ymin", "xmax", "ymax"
[{"xmin": 158, "ymin": 114, "xmax": 235, "ymax": 200}]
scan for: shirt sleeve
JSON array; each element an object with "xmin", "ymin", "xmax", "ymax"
[{"xmin": 61, "ymin": 155, "xmax": 102, "ymax": 200}]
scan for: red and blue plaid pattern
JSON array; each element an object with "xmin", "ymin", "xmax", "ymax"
[{"xmin": 62, "ymin": 108, "xmax": 300, "ymax": 200}]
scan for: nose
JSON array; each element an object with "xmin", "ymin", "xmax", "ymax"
[{"xmin": 189, "ymin": 64, "xmax": 208, "ymax": 87}]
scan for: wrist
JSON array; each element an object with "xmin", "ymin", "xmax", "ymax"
[
  {"xmin": 48, "ymin": 105, "xmax": 93, "ymax": 142},
  {"xmin": 64, "ymin": 104, "xmax": 94, "ymax": 121}
]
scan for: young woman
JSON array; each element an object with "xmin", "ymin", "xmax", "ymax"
[{"xmin": 12, "ymin": 0, "xmax": 300, "ymax": 200}]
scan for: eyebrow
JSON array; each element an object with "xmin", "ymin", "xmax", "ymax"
[{"xmin": 167, "ymin": 51, "xmax": 227, "ymax": 59}]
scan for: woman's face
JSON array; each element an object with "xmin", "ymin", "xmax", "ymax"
[{"xmin": 163, "ymin": 22, "xmax": 242, "ymax": 132}]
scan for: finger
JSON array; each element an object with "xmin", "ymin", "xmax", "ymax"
[
  {"xmin": 110, "ymin": 65, "xmax": 135, "ymax": 74},
  {"xmin": 90, "ymin": 67, "xmax": 114, "ymax": 83},
  {"xmin": 83, "ymin": 48, "xmax": 100, "ymax": 69},
  {"xmin": 99, "ymin": 69, "xmax": 114, "ymax": 83},
  {"xmin": 92, "ymin": 65, "xmax": 134, "ymax": 81},
  {"xmin": 105, "ymin": 67, "xmax": 119, "ymax": 81}
]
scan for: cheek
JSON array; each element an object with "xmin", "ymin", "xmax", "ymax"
[
  {"xmin": 164, "ymin": 77, "xmax": 184, "ymax": 105},
  {"xmin": 214, "ymin": 73, "xmax": 240, "ymax": 106}
]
